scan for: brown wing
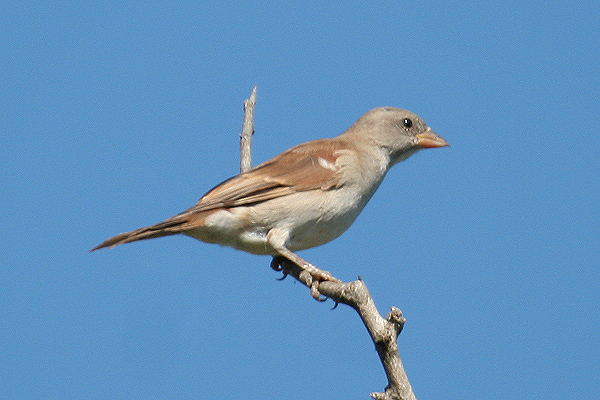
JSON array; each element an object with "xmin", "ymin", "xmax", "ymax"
[
  {"xmin": 91, "ymin": 138, "xmax": 350, "ymax": 251},
  {"xmin": 182, "ymin": 138, "xmax": 349, "ymax": 214}
]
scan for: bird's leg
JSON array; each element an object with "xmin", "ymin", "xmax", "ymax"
[{"xmin": 267, "ymin": 229, "xmax": 341, "ymax": 300}]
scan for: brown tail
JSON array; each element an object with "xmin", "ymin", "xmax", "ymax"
[{"xmin": 90, "ymin": 217, "xmax": 190, "ymax": 251}]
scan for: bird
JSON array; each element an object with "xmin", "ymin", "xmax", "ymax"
[{"xmin": 92, "ymin": 107, "xmax": 448, "ymax": 294}]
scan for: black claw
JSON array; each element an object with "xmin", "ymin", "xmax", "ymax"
[
  {"xmin": 271, "ymin": 257, "xmax": 290, "ymax": 281},
  {"xmin": 331, "ymin": 301, "xmax": 339, "ymax": 310},
  {"xmin": 276, "ymin": 272, "xmax": 288, "ymax": 281},
  {"xmin": 270, "ymin": 257, "xmax": 283, "ymax": 272}
]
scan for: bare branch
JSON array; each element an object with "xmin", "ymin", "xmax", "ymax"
[
  {"xmin": 240, "ymin": 88, "xmax": 416, "ymax": 400},
  {"xmin": 240, "ymin": 85, "xmax": 257, "ymax": 173},
  {"xmin": 271, "ymin": 257, "xmax": 416, "ymax": 400}
]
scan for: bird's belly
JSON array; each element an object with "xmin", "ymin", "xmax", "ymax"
[
  {"xmin": 185, "ymin": 208, "xmax": 273, "ymax": 255},
  {"xmin": 247, "ymin": 188, "xmax": 369, "ymax": 252},
  {"xmin": 185, "ymin": 187, "xmax": 372, "ymax": 255}
]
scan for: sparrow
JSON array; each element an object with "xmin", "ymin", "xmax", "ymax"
[{"xmin": 92, "ymin": 107, "xmax": 448, "ymax": 290}]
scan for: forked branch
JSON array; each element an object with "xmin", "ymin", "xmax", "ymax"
[{"xmin": 238, "ymin": 87, "xmax": 416, "ymax": 400}]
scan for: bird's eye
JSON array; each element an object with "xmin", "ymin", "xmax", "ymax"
[{"xmin": 402, "ymin": 118, "xmax": 413, "ymax": 128}]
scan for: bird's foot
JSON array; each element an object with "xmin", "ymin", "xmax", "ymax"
[{"xmin": 271, "ymin": 256, "xmax": 340, "ymax": 301}]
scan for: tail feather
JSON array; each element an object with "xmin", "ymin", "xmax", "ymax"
[{"xmin": 90, "ymin": 218, "xmax": 189, "ymax": 251}]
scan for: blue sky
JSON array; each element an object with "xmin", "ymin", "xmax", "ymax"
[{"xmin": 1, "ymin": 1, "xmax": 599, "ymax": 399}]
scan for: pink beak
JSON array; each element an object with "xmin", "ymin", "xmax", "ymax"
[{"xmin": 416, "ymin": 130, "xmax": 450, "ymax": 148}]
